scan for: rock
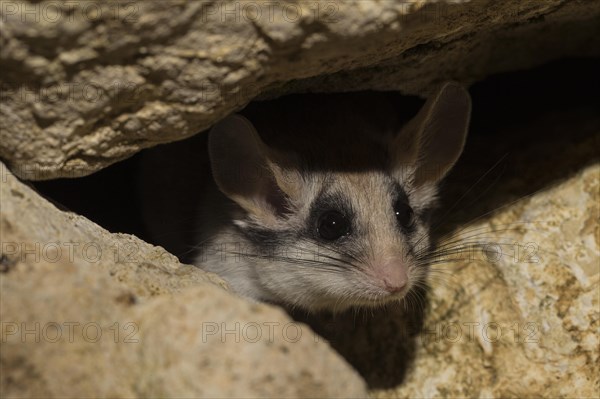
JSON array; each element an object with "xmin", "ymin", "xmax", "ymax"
[
  {"xmin": 387, "ymin": 163, "xmax": 599, "ymax": 399},
  {"xmin": 1, "ymin": 0, "xmax": 599, "ymax": 179},
  {"xmin": 0, "ymin": 161, "xmax": 368, "ymax": 398}
]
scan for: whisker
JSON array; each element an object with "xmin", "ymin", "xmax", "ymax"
[
  {"xmin": 412, "ymin": 153, "xmax": 509, "ymax": 250},
  {"xmin": 428, "ymin": 221, "xmax": 551, "ymax": 253},
  {"xmin": 433, "ymin": 153, "xmax": 508, "ymax": 226}
]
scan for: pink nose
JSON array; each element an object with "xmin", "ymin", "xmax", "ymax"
[
  {"xmin": 384, "ymin": 278, "xmax": 406, "ymax": 293},
  {"xmin": 374, "ymin": 259, "xmax": 408, "ymax": 294}
]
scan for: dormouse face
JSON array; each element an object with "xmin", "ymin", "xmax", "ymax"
[
  {"xmin": 235, "ymin": 170, "xmax": 436, "ymax": 311},
  {"xmin": 208, "ymin": 83, "xmax": 471, "ymax": 311}
]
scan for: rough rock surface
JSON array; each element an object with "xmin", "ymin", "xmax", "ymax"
[
  {"xmin": 1, "ymin": 0, "xmax": 599, "ymax": 179},
  {"xmin": 385, "ymin": 165, "xmax": 599, "ymax": 399},
  {"xmin": 0, "ymin": 162, "xmax": 368, "ymax": 398}
]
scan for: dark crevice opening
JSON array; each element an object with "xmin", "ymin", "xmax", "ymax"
[{"xmin": 32, "ymin": 56, "xmax": 600, "ymax": 248}]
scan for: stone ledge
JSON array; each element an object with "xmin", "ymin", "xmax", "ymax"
[
  {"xmin": 0, "ymin": 161, "xmax": 368, "ymax": 398},
  {"xmin": 1, "ymin": 0, "xmax": 599, "ymax": 179}
]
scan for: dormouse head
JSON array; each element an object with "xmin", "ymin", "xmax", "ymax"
[{"xmin": 208, "ymin": 82, "xmax": 471, "ymax": 311}]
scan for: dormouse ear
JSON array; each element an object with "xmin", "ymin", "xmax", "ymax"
[
  {"xmin": 208, "ymin": 114, "xmax": 300, "ymax": 225},
  {"xmin": 390, "ymin": 82, "xmax": 471, "ymax": 186}
]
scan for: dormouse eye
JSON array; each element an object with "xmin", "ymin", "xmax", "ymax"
[
  {"xmin": 394, "ymin": 200, "xmax": 415, "ymax": 229},
  {"xmin": 317, "ymin": 211, "xmax": 350, "ymax": 241}
]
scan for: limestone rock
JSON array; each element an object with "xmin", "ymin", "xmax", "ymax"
[
  {"xmin": 0, "ymin": 162, "xmax": 368, "ymax": 398},
  {"xmin": 1, "ymin": 0, "xmax": 599, "ymax": 179},
  {"xmin": 385, "ymin": 163, "xmax": 599, "ymax": 399}
]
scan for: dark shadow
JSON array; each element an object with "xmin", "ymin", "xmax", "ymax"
[
  {"xmin": 288, "ymin": 285, "xmax": 428, "ymax": 389},
  {"xmin": 33, "ymin": 151, "xmax": 147, "ymax": 238},
  {"xmin": 433, "ymin": 57, "xmax": 600, "ymax": 243}
]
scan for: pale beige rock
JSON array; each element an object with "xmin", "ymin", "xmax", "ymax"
[
  {"xmin": 0, "ymin": 162, "xmax": 368, "ymax": 398},
  {"xmin": 0, "ymin": 161, "xmax": 227, "ymax": 297},
  {"xmin": 1, "ymin": 0, "xmax": 599, "ymax": 179},
  {"xmin": 381, "ymin": 163, "xmax": 599, "ymax": 399},
  {"xmin": 368, "ymin": 119, "xmax": 600, "ymax": 398}
]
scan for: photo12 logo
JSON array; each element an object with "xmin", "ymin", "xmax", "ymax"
[
  {"xmin": 0, "ymin": 1, "xmax": 139, "ymax": 24},
  {"xmin": 0, "ymin": 241, "xmax": 163, "ymax": 265},
  {"xmin": 1, "ymin": 321, "xmax": 139, "ymax": 344},
  {"xmin": 422, "ymin": 321, "xmax": 540, "ymax": 345},
  {"xmin": 199, "ymin": 1, "xmax": 340, "ymax": 24},
  {"xmin": 201, "ymin": 321, "xmax": 325, "ymax": 344}
]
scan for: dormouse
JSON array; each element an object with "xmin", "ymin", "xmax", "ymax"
[{"xmin": 195, "ymin": 82, "xmax": 471, "ymax": 311}]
